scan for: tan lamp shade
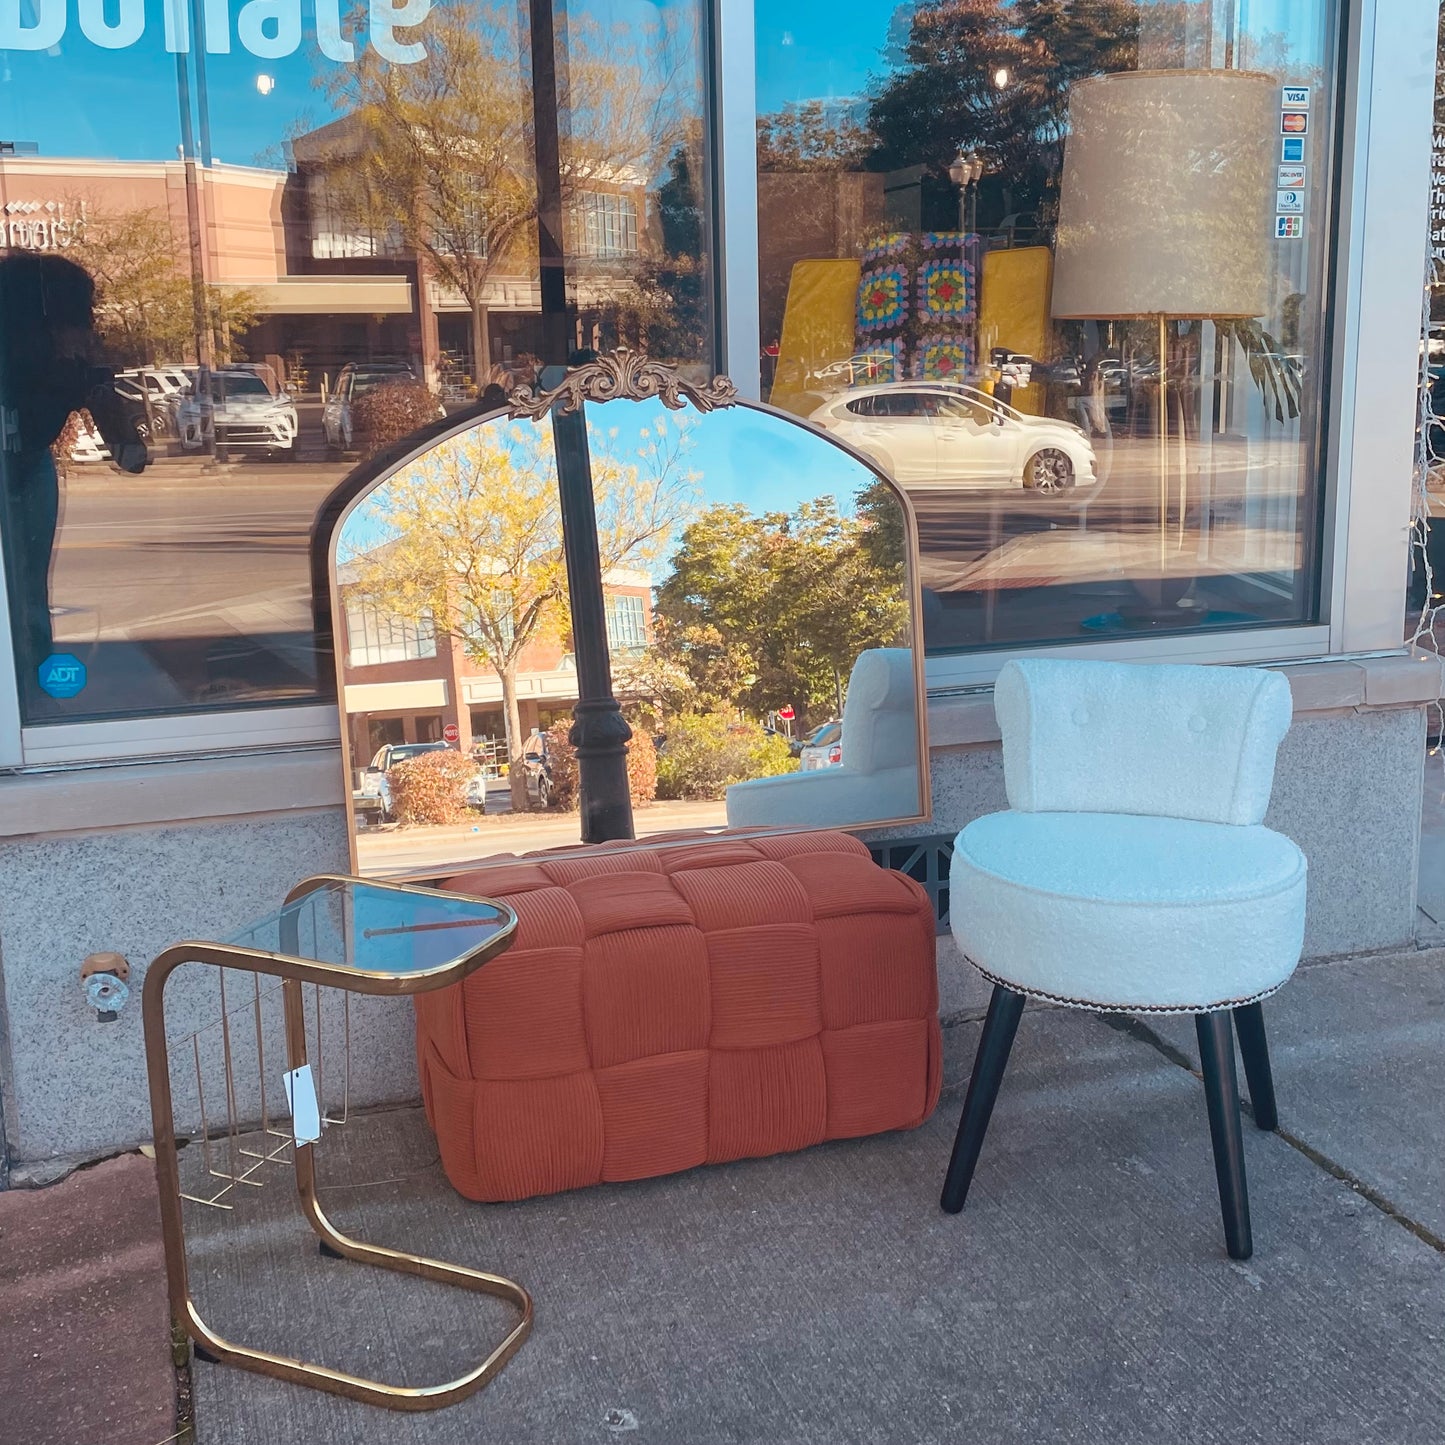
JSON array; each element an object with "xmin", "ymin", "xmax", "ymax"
[{"xmin": 1051, "ymin": 70, "xmax": 1277, "ymax": 320}]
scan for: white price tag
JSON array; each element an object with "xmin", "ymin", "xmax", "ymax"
[{"xmin": 283, "ymin": 1064, "xmax": 322, "ymax": 1145}]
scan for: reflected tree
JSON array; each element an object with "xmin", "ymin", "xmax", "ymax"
[
  {"xmin": 867, "ymin": 0, "xmax": 1140, "ymax": 229},
  {"xmin": 654, "ymin": 486, "xmax": 908, "ymax": 726},
  {"xmin": 313, "ymin": 1, "xmax": 683, "ymax": 378},
  {"xmin": 64, "ymin": 200, "xmax": 257, "ymax": 366},
  {"xmin": 347, "ymin": 412, "xmax": 697, "ymax": 809},
  {"xmin": 596, "ymin": 129, "xmax": 710, "ymax": 368}
]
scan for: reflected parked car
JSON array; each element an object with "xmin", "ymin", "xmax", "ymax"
[
  {"xmin": 322, "ymin": 362, "xmax": 444, "ymax": 455},
  {"xmin": 798, "ymin": 720, "xmax": 842, "ymax": 771},
  {"xmin": 356, "ymin": 740, "xmax": 450, "ymax": 823},
  {"xmin": 788, "ymin": 718, "xmax": 836, "ymax": 758},
  {"xmin": 67, "ymin": 412, "xmax": 110, "ymax": 464},
  {"xmin": 464, "ymin": 734, "xmax": 553, "ymax": 811},
  {"xmin": 808, "ymin": 382, "xmax": 1095, "ymax": 492},
  {"xmin": 355, "ymin": 740, "xmax": 459, "ymax": 823},
  {"xmin": 178, "ymin": 364, "xmax": 298, "ymax": 456},
  {"xmin": 112, "ymin": 374, "xmax": 171, "ymax": 443}
]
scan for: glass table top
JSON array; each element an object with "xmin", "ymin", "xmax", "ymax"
[{"xmin": 224, "ymin": 878, "xmax": 513, "ymax": 978}]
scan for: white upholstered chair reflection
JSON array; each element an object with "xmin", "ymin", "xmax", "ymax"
[{"xmin": 725, "ymin": 648, "xmax": 920, "ymax": 829}]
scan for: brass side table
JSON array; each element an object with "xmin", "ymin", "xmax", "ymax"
[{"xmin": 143, "ymin": 874, "xmax": 531, "ymax": 1412}]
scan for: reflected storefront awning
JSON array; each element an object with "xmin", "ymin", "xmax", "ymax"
[
  {"xmin": 344, "ymin": 679, "xmax": 448, "ymax": 712},
  {"xmin": 229, "ymin": 276, "xmax": 415, "ymax": 316}
]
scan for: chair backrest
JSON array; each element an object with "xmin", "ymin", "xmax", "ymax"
[
  {"xmin": 994, "ymin": 658, "xmax": 1292, "ymax": 825},
  {"xmin": 840, "ymin": 648, "xmax": 918, "ymax": 775}
]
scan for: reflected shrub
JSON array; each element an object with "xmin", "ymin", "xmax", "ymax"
[
  {"xmin": 627, "ymin": 727, "xmax": 658, "ymax": 806},
  {"xmin": 543, "ymin": 722, "xmax": 578, "ymax": 809},
  {"xmin": 354, "ymin": 379, "xmax": 442, "ymax": 458},
  {"xmin": 387, "ymin": 749, "xmax": 476, "ymax": 826},
  {"xmin": 654, "ymin": 712, "xmax": 795, "ymax": 801},
  {"xmin": 544, "ymin": 721, "xmax": 658, "ymax": 810}
]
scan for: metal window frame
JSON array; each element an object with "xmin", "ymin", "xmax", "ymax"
[
  {"xmin": 1324, "ymin": 0, "xmax": 1437, "ymax": 656},
  {"xmin": 712, "ymin": 0, "xmax": 761, "ymax": 399}
]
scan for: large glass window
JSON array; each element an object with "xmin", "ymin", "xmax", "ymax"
[
  {"xmin": 343, "ymin": 601, "xmax": 436, "ymax": 668},
  {"xmin": 605, "ymin": 590, "xmax": 648, "ymax": 650},
  {"xmin": 0, "ymin": 0, "xmax": 715, "ymax": 732},
  {"xmin": 757, "ymin": 0, "xmax": 1339, "ymax": 652}
]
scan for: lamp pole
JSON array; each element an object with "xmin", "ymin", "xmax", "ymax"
[{"xmin": 527, "ymin": 0, "xmax": 635, "ymax": 843}]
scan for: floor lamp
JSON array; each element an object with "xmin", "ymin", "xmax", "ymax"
[{"xmin": 1051, "ymin": 70, "xmax": 1275, "ymax": 622}]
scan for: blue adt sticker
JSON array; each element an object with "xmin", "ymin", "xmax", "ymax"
[{"xmin": 38, "ymin": 653, "xmax": 86, "ymax": 698}]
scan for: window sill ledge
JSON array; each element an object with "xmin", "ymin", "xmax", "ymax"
[
  {"xmin": 928, "ymin": 651, "xmax": 1445, "ymax": 748},
  {"xmin": 0, "ymin": 745, "xmax": 347, "ymax": 841}
]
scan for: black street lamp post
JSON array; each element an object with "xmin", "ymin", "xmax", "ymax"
[{"xmin": 527, "ymin": 0, "xmax": 635, "ymax": 844}]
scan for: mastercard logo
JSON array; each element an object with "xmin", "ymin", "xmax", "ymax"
[{"xmin": 1281, "ymin": 113, "xmax": 1308, "ymax": 134}]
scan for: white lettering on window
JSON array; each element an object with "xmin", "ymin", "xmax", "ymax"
[
  {"xmin": 202, "ymin": 0, "xmax": 230, "ymax": 52},
  {"xmin": 370, "ymin": 0, "xmax": 431, "ymax": 65},
  {"xmin": 237, "ymin": 0, "xmax": 301, "ymax": 59},
  {"xmin": 0, "ymin": 0, "xmax": 429, "ymax": 62},
  {"xmin": 163, "ymin": 0, "xmax": 188, "ymax": 52},
  {"xmin": 78, "ymin": 0, "xmax": 145, "ymax": 49},
  {"xmin": 0, "ymin": 0, "xmax": 65, "ymax": 51},
  {"xmin": 315, "ymin": 0, "xmax": 354, "ymax": 63}
]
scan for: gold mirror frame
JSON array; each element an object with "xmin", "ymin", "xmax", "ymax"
[{"xmin": 318, "ymin": 357, "xmax": 932, "ymax": 878}]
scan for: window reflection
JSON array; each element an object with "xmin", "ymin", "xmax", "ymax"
[
  {"xmin": 757, "ymin": 0, "xmax": 1336, "ymax": 650},
  {"xmin": 0, "ymin": 0, "xmax": 714, "ymax": 725}
]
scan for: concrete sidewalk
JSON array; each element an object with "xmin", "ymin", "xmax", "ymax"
[
  {"xmin": 0, "ymin": 1152, "xmax": 178, "ymax": 1445},
  {"xmin": 182, "ymin": 945, "xmax": 1445, "ymax": 1445}
]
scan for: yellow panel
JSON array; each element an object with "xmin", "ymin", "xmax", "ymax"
[
  {"xmin": 770, "ymin": 258, "xmax": 862, "ymax": 417},
  {"xmin": 978, "ymin": 246, "xmax": 1053, "ymax": 415}
]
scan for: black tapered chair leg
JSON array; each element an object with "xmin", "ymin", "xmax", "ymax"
[
  {"xmin": 940, "ymin": 985, "xmax": 1026, "ymax": 1214},
  {"xmin": 1196, "ymin": 1011, "xmax": 1253, "ymax": 1260},
  {"xmin": 1232, "ymin": 1002, "xmax": 1278, "ymax": 1131}
]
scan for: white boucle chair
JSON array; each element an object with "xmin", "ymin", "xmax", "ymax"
[{"xmin": 941, "ymin": 658, "xmax": 1307, "ymax": 1260}]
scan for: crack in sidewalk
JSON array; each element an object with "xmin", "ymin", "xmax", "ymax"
[
  {"xmin": 1101, "ymin": 1013, "xmax": 1445, "ymax": 1256},
  {"xmin": 936, "ymin": 1008, "xmax": 1445, "ymax": 1256}
]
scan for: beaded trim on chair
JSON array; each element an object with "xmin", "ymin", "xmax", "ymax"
[{"xmin": 964, "ymin": 959, "xmax": 1289, "ymax": 1016}]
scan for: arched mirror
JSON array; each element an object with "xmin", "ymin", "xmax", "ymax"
[{"xmin": 321, "ymin": 360, "xmax": 930, "ymax": 879}]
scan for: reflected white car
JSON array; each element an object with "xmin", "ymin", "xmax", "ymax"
[
  {"xmin": 798, "ymin": 720, "xmax": 842, "ymax": 771},
  {"xmin": 178, "ymin": 365, "xmax": 298, "ymax": 456},
  {"xmin": 68, "ymin": 414, "xmax": 109, "ymax": 464},
  {"xmin": 808, "ymin": 382, "xmax": 1096, "ymax": 492},
  {"xmin": 323, "ymin": 363, "xmax": 443, "ymax": 454}
]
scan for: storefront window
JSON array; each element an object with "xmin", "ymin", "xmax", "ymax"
[
  {"xmin": 0, "ymin": 0, "xmax": 714, "ymax": 730},
  {"xmin": 757, "ymin": 0, "xmax": 1338, "ymax": 652}
]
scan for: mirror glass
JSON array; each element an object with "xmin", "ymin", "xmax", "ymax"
[{"xmin": 329, "ymin": 393, "xmax": 928, "ymax": 877}]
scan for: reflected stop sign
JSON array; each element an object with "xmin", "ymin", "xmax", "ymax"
[
  {"xmin": 777, "ymin": 706, "xmax": 795, "ymax": 722},
  {"xmin": 443, "ymin": 723, "xmax": 460, "ymax": 744}
]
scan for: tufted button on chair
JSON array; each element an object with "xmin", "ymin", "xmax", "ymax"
[{"xmin": 940, "ymin": 658, "xmax": 1307, "ymax": 1259}]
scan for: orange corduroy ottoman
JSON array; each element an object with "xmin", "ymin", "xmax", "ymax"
[{"xmin": 415, "ymin": 830, "xmax": 942, "ymax": 1202}]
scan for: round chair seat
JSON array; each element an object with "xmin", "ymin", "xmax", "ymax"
[{"xmin": 951, "ymin": 811, "xmax": 1307, "ymax": 1013}]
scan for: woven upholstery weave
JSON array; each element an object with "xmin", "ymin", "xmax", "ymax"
[{"xmin": 417, "ymin": 830, "xmax": 941, "ymax": 1203}]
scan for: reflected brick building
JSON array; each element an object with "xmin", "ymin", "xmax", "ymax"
[
  {"xmin": 336, "ymin": 565, "xmax": 653, "ymax": 767},
  {"xmin": 0, "ymin": 136, "xmax": 647, "ymax": 393}
]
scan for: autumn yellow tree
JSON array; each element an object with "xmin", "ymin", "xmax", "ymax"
[
  {"xmin": 310, "ymin": 2, "xmax": 685, "ymax": 379},
  {"xmin": 346, "ymin": 406, "xmax": 699, "ymax": 809},
  {"xmin": 65, "ymin": 199, "xmax": 257, "ymax": 366}
]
